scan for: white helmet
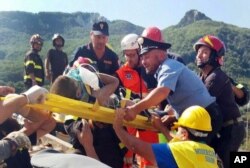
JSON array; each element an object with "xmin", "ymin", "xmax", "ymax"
[{"xmin": 121, "ymin": 33, "xmax": 139, "ymax": 50}]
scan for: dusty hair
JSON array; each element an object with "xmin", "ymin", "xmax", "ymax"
[{"xmin": 50, "ymin": 75, "xmax": 78, "ymax": 99}]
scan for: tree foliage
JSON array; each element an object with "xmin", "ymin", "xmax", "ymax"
[{"xmin": 0, "ymin": 11, "xmax": 249, "ymax": 92}]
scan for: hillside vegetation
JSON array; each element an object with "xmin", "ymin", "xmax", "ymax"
[
  {"xmin": 0, "ymin": 10, "xmax": 249, "ymax": 93},
  {"xmin": 0, "ymin": 9, "xmax": 250, "ymax": 150}
]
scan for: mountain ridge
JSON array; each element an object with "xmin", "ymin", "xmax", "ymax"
[
  {"xmin": 0, "ymin": 10, "xmax": 249, "ymax": 92},
  {"xmin": 177, "ymin": 9, "xmax": 212, "ymax": 27}
]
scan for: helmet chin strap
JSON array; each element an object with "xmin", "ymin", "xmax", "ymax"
[
  {"xmin": 197, "ymin": 50, "xmax": 218, "ymax": 69},
  {"xmin": 32, "ymin": 48, "xmax": 41, "ymax": 53},
  {"xmin": 197, "ymin": 61, "xmax": 209, "ymax": 68},
  {"xmin": 55, "ymin": 44, "xmax": 63, "ymax": 49}
]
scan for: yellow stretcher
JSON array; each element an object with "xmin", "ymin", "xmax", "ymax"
[{"xmin": 26, "ymin": 93, "xmax": 155, "ymax": 131}]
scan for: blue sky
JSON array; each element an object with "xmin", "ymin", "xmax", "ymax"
[{"xmin": 0, "ymin": 0, "xmax": 250, "ymax": 29}]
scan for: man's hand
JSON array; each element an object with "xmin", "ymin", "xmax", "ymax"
[
  {"xmin": 77, "ymin": 119, "xmax": 93, "ymax": 147},
  {"xmin": 113, "ymin": 108, "xmax": 126, "ymax": 129},
  {"xmin": 0, "ymin": 86, "xmax": 15, "ymax": 96},
  {"xmin": 151, "ymin": 115, "xmax": 165, "ymax": 131},
  {"xmin": 123, "ymin": 106, "xmax": 137, "ymax": 121},
  {"xmin": 22, "ymin": 85, "xmax": 48, "ymax": 104},
  {"xmin": 161, "ymin": 114, "xmax": 177, "ymax": 128}
]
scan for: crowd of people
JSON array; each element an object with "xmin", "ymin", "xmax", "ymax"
[{"xmin": 0, "ymin": 20, "xmax": 249, "ymax": 168}]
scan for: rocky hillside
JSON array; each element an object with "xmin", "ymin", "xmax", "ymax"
[{"xmin": 0, "ymin": 10, "xmax": 249, "ymax": 92}]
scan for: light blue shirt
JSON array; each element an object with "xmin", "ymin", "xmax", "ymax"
[{"xmin": 156, "ymin": 58, "xmax": 215, "ymax": 117}]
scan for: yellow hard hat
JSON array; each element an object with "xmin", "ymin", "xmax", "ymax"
[{"xmin": 173, "ymin": 106, "xmax": 212, "ymax": 131}]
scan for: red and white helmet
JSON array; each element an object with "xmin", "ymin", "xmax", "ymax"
[
  {"xmin": 121, "ymin": 33, "xmax": 139, "ymax": 50},
  {"xmin": 73, "ymin": 57, "xmax": 93, "ymax": 68},
  {"xmin": 141, "ymin": 27, "xmax": 164, "ymax": 42},
  {"xmin": 194, "ymin": 35, "xmax": 226, "ymax": 57}
]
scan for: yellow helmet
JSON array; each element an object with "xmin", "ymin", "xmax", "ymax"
[{"xmin": 173, "ymin": 106, "xmax": 212, "ymax": 131}]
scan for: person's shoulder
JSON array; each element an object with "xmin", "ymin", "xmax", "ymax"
[
  {"xmin": 75, "ymin": 43, "xmax": 92, "ymax": 54},
  {"xmin": 206, "ymin": 68, "xmax": 228, "ymax": 83},
  {"xmin": 47, "ymin": 48, "xmax": 55, "ymax": 55},
  {"xmin": 168, "ymin": 52, "xmax": 180, "ymax": 58},
  {"xmin": 48, "ymin": 48, "xmax": 55, "ymax": 52},
  {"xmin": 164, "ymin": 58, "xmax": 184, "ymax": 68},
  {"xmin": 25, "ymin": 50, "xmax": 33, "ymax": 56},
  {"xmin": 168, "ymin": 52, "xmax": 186, "ymax": 65},
  {"xmin": 212, "ymin": 68, "xmax": 228, "ymax": 79},
  {"xmin": 80, "ymin": 43, "xmax": 91, "ymax": 50},
  {"xmin": 25, "ymin": 50, "xmax": 37, "ymax": 58},
  {"xmin": 62, "ymin": 50, "xmax": 67, "ymax": 56}
]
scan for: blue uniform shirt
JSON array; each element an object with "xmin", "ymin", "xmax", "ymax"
[{"xmin": 156, "ymin": 59, "xmax": 215, "ymax": 117}]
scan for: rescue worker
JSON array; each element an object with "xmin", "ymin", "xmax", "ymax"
[
  {"xmin": 45, "ymin": 33, "xmax": 68, "ymax": 83},
  {"xmin": 24, "ymin": 34, "xmax": 45, "ymax": 89},
  {"xmin": 140, "ymin": 27, "xmax": 186, "ymax": 111},
  {"xmin": 116, "ymin": 34, "xmax": 158, "ymax": 168},
  {"xmin": 114, "ymin": 105, "xmax": 218, "ymax": 168},
  {"xmin": 69, "ymin": 21, "xmax": 119, "ymax": 75},
  {"xmin": 123, "ymin": 27, "xmax": 223, "ymax": 148},
  {"xmin": 194, "ymin": 35, "xmax": 246, "ymax": 168}
]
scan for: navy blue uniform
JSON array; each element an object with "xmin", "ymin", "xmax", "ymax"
[
  {"xmin": 201, "ymin": 67, "xmax": 245, "ymax": 168},
  {"xmin": 70, "ymin": 43, "xmax": 119, "ymax": 74},
  {"xmin": 24, "ymin": 50, "xmax": 44, "ymax": 88},
  {"xmin": 46, "ymin": 49, "xmax": 68, "ymax": 82}
]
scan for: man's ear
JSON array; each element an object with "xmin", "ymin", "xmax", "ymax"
[
  {"xmin": 182, "ymin": 129, "xmax": 189, "ymax": 140},
  {"xmin": 184, "ymin": 129, "xmax": 189, "ymax": 140},
  {"xmin": 159, "ymin": 50, "xmax": 167, "ymax": 60},
  {"xmin": 76, "ymin": 87, "xmax": 82, "ymax": 99}
]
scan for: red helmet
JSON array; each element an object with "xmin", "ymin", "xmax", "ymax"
[
  {"xmin": 141, "ymin": 27, "xmax": 164, "ymax": 42},
  {"xmin": 194, "ymin": 35, "xmax": 226, "ymax": 57},
  {"xmin": 73, "ymin": 57, "xmax": 93, "ymax": 67}
]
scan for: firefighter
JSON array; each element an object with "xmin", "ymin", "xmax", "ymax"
[
  {"xmin": 24, "ymin": 34, "xmax": 45, "ymax": 89},
  {"xmin": 45, "ymin": 34, "xmax": 68, "ymax": 83},
  {"xmin": 194, "ymin": 35, "xmax": 246, "ymax": 168}
]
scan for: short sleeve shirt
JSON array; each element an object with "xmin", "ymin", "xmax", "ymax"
[{"xmin": 156, "ymin": 59, "xmax": 215, "ymax": 116}]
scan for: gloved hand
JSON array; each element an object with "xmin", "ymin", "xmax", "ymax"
[
  {"xmin": 6, "ymin": 131, "xmax": 31, "ymax": 150},
  {"xmin": 22, "ymin": 85, "xmax": 48, "ymax": 104}
]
